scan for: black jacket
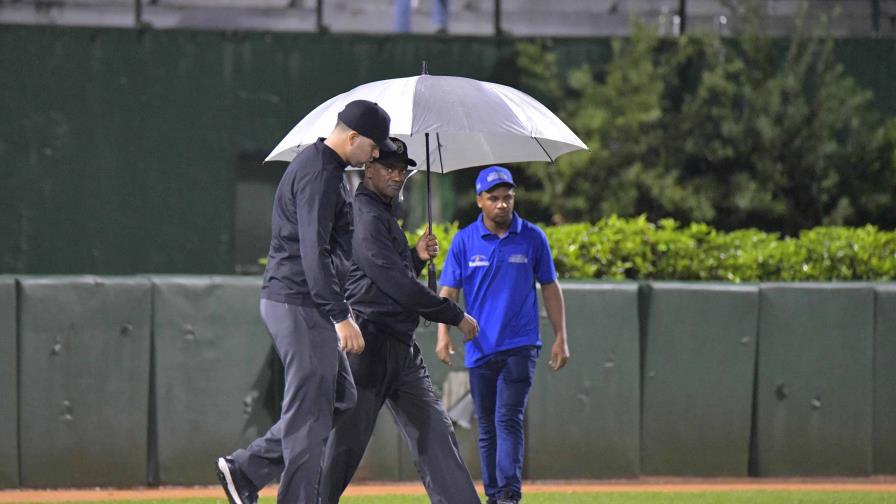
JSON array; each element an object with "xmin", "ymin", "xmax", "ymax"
[
  {"xmin": 345, "ymin": 183, "xmax": 464, "ymax": 342},
  {"xmin": 261, "ymin": 139, "xmax": 353, "ymax": 323}
]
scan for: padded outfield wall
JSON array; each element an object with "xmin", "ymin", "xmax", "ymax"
[
  {"xmin": 0, "ymin": 277, "xmax": 17, "ymax": 488},
  {"xmin": 0, "ymin": 279, "xmax": 893, "ymax": 486}
]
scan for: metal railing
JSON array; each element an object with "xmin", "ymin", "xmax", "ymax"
[{"xmin": 2, "ymin": 0, "xmax": 894, "ymax": 37}]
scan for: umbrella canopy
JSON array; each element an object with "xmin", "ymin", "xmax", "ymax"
[{"xmin": 266, "ymin": 74, "xmax": 588, "ymax": 170}]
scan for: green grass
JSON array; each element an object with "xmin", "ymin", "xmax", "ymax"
[{"xmin": 25, "ymin": 492, "xmax": 896, "ymax": 504}]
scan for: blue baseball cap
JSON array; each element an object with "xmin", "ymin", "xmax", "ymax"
[{"xmin": 475, "ymin": 165, "xmax": 516, "ymax": 194}]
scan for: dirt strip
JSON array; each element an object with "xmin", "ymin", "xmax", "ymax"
[{"xmin": 3, "ymin": 478, "xmax": 896, "ymax": 502}]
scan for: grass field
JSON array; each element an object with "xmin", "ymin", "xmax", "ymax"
[{"xmin": 21, "ymin": 493, "xmax": 896, "ymax": 504}]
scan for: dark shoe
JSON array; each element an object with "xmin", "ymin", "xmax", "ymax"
[
  {"xmin": 497, "ymin": 492, "xmax": 521, "ymax": 504},
  {"xmin": 485, "ymin": 498, "xmax": 498, "ymax": 504},
  {"xmin": 215, "ymin": 456, "xmax": 259, "ymax": 504}
]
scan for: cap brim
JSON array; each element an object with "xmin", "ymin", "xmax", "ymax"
[
  {"xmin": 478, "ymin": 180, "xmax": 516, "ymax": 193},
  {"xmin": 378, "ymin": 137, "xmax": 398, "ymax": 153},
  {"xmin": 372, "ymin": 156, "xmax": 417, "ymax": 168}
]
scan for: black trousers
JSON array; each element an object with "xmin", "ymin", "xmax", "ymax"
[{"xmin": 320, "ymin": 318, "xmax": 480, "ymax": 504}]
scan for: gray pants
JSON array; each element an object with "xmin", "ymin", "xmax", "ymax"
[
  {"xmin": 232, "ymin": 299, "xmax": 357, "ymax": 504},
  {"xmin": 320, "ymin": 318, "xmax": 479, "ymax": 504}
]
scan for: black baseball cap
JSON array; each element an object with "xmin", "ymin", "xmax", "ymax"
[
  {"xmin": 337, "ymin": 100, "xmax": 397, "ymax": 153},
  {"xmin": 373, "ymin": 137, "xmax": 417, "ymax": 167}
]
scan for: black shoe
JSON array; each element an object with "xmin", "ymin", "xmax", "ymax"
[
  {"xmin": 485, "ymin": 498, "xmax": 498, "ymax": 504},
  {"xmin": 497, "ymin": 492, "xmax": 521, "ymax": 504},
  {"xmin": 215, "ymin": 456, "xmax": 259, "ymax": 504}
]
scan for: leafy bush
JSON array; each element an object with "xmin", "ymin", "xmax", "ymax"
[{"xmin": 409, "ymin": 217, "xmax": 896, "ymax": 281}]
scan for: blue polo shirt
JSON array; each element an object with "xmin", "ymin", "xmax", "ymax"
[{"xmin": 440, "ymin": 212, "xmax": 557, "ymax": 368}]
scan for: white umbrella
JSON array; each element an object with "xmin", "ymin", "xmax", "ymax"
[
  {"xmin": 266, "ymin": 72, "xmax": 588, "ymax": 289},
  {"xmin": 265, "ymin": 74, "xmax": 588, "ymax": 169}
]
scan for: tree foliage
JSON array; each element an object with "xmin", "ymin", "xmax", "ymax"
[{"xmin": 516, "ymin": 2, "xmax": 896, "ymax": 234}]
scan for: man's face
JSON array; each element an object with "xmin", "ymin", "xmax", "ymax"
[
  {"xmin": 346, "ymin": 132, "xmax": 380, "ymax": 167},
  {"xmin": 365, "ymin": 160, "xmax": 409, "ymax": 200},
  {"xmin": 477, "ymin": 184, "xmax": 515, "ymax": 227}
]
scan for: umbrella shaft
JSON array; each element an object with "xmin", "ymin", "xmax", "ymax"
[
  {"xmin": 425, "ymin": 133, "xmax": 432, "ymax": 231},
  {"xmin": 425, "ymin": 133, "xmax": 436, "ymax": 292}
]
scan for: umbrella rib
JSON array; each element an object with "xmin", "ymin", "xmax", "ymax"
[
  {"xmin": 534, "ymin": 137, "xmax": 555, "ymax": 164},
  {"xmin": 436, "ymin": 132, "xmax": 446, "ymax": 174}
]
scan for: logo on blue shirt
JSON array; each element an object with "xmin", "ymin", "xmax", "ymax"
[
  {"xmin": 508, "ymin": 254, "xmax": 528, "ymax": 264},
  {"xmin": 468, "ymin": 254, "xmax": 490, "ymax": 267}
]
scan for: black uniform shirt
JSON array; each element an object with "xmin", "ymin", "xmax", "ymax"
[
  {"xmin": 346, "ymin": 183, "xmax": 464, "ymax": 342},
  {"xmin": 261, "ymin": 139, "xmax": 353, "ymax": 323}
]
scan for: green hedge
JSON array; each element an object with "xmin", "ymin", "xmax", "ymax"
[{"xmin": 409, "ymin": 216, "xmax": 896, "ymax": 281}]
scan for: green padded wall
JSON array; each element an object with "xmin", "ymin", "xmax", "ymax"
[
  {"xmin": 0, "ymin": 277, "xmax": 17, "ymax": 488},
  {"xmin": 18, "ymin": 276, "xmax": 152, "ymax": 487},
  {"xmin": 150, "ymin": 276, "xmax": 275, "ymax": 484},
  {"xmin": 527, "ymin": 282, "xmax": 641, "ymax": 478},
  {"xmin": 754, "ymin": 283, "xmax": 874, "ymax": 476},
  {"xmin": 874, "ymin": 285, "xmax": 896, "ymax": 474},
  {"xmin": 640, "ymin": 283, "xmax": 759, "ymax": 476}
]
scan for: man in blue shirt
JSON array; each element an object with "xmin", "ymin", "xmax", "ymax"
[{"xmin": 437, "ymin": 165, "xmax": 570, "ymax": 504}]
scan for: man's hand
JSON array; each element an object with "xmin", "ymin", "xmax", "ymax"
[
  {"xmin": 457, "ymin": 313, "xmax": 479, "ymax": 342},
  {"xmin": 415, "ymin": 229, "xmax": 439, "ymax": 261},
  {"xmin": 335, "ymin": 317, "xmax": 365, "ymax": 354},
  {"xmin": 549, "ymin": 334, "xmax": 569, "ymax": 371},
  {"xmin": 436, "ymin": 329, "xmax": 455, "ymax": 366}
]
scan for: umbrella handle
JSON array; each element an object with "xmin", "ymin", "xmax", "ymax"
[{"xmin": 428, "ymin": 261, "xmax": 437, "ymax": 292}]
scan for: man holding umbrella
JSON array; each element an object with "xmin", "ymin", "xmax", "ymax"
[
  {"xmin": 320, "ymin": 137, "xmax": 481, "ymax": 504},
  {"xmin": 215, "ymin": 100, "xmax": 397, "ymax": 504},
  {"xmin": 437, "ymin": 166, "xmax": 570, "ymax": 504}
]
